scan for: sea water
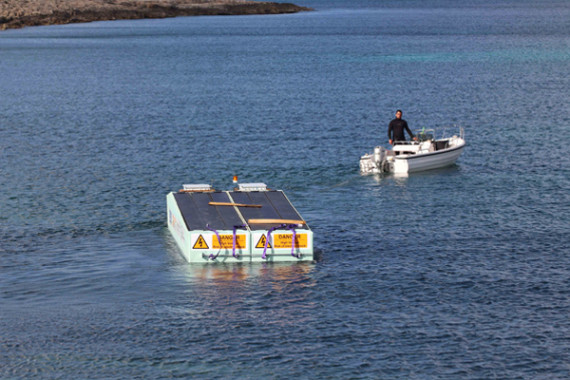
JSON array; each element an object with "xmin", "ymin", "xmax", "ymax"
[{"xmin": 1, "ymin": 0, "xmax": 569, "ymax": 377}]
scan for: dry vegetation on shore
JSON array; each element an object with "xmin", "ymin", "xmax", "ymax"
[{"xmin": 0, "ymin": 0, "xmax": 310, "ymax": 30}]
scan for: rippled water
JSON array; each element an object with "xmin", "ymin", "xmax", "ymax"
[{"xmin": 1, "ymin": 0, "xmax": 569, "ymax": 378}]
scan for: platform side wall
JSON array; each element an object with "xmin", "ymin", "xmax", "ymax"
[{"xmin": 167, "ymin": 192, "xmax": 193, "ymax": 262}]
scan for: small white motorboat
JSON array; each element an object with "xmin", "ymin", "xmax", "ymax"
[{"xmin": 360, "ymin": 127, "xmax": 465, "ymax": 175}]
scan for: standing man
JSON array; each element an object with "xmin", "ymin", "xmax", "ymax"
[{"xmin": 388, "ymin": 109, "xmax": 415, "ymax": 145}]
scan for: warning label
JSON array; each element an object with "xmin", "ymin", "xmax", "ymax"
[
  {"xmin": 273, "ymin": 233, "xmax": 308, "ymax": 249},
  {"xmin": 193, "ymin": 235, "xmax": 209, "ymax": 249},
  {"xmin": 212, "ymin": 234, "xmax": 246, "ymax": 249},
  {"xmin": 255, "ymin": 234, "xmax": 272, "ymax": 249}
]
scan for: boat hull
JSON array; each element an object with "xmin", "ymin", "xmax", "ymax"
[
  {"xmin": 392, "ymin": 141, "xmax": 465, "ymax": 174},
  {"xmin": 360, "ymin": 132, "xmax": 465, "ymax": 175}
]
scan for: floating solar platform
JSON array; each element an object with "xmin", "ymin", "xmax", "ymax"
[{"xmin": 167, "ymin": 183, "xmax": 313, "ymax": 263}]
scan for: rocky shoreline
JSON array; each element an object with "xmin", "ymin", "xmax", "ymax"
[{"xmin": 0, "ymin": 0, "xmax": 311, "ymax": 30}]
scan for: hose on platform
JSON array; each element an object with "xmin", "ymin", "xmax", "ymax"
[
  {"xmin": 205, "ymin": 223, "xmax": 222, "ymax": 260},
  {"xmin": 232, "ymin": 224, "xmax": 247, "ymax": 258},
  {"xmin": 287, "ymin": 224, "xmax": 300, "ymax": 258},
  {"xmin": 262, "ymin": 224, "xmax": 287, "ymax": 259}
]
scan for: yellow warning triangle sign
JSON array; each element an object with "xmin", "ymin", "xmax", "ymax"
[
  {"xmin": 193, "ymin": 235, "xmax": 209, "ymax": 249},
  {"xmin": 255, "ymin": 234, "xmax": 272, "ymax": 249}
]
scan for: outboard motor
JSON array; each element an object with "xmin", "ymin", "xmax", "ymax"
[
  {"xmin": 374, "ymin": 146, "xmax": 386, "ymax": 166},
  {"xmin": 360, "ymin": 146, "xmax": 388, "ymax": 174}
]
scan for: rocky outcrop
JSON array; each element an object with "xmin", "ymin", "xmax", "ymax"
[{"xmin": 0, "ymin": 0, "xmax": 312, "ymax": 30}]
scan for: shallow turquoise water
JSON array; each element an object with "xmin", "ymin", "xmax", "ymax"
[{"xmin": 1, "ymin": 1, "xmax": 569, "ymax": 378}]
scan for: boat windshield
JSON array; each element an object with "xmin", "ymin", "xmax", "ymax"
[
  {"xmin": 415, "ymin": 128, "xmax": 435, "ymax": 142},
  {"xmin": 414, "ymin": 126, "xmax": 465, "ymax": 141}
]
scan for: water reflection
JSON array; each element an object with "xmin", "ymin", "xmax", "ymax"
[
  {"xmin": 367, "ymin": 164, "xmax": 462, "ymax": 184},
  {"xmin": 171, "ymin": 261, "xmax": 319, "ymax": 327},
  {"xmin": 368, "ymin": 172, "xmax": 409, "ymax": 185},
  {"xmin": 178, "ymin": 262, "xmax": 315, "ymax": 285}
]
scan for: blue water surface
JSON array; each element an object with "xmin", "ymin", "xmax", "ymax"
[{"xmin": 1, "ymin": 0, "xmax": 569, "ymax": 378}]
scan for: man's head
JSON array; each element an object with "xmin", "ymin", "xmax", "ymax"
[{"xmin": 395, "ymin": 110, "xmax": 403, "ymax": 119}]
